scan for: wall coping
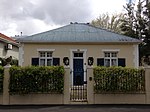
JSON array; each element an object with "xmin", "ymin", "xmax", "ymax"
[{"xmin": 4, "ymin": 64, "xmax": 11, "ymax": 68}]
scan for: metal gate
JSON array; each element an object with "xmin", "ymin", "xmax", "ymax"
[
  {"xmin": 70, "ymin": 58, "xmax": 87, "ymax": 101},
  {"xmin": 70, "ymin": 85, "xmax": 87, "ymax": 101}
]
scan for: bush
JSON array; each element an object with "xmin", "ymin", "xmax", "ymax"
[
  {"xmin": 0, "ymin": 66, "xmax": 4, "ymax": 93},
  {"xmin": 9, "ymin": 66, "xmax": 65, "ymax": 94},
  {"xmin": 0, "ymin": 58, "xmax": 18, "ymax": 66},
  {"xmin": 94, "ymin": 66, "xmax": 145, "ymax": 93}
]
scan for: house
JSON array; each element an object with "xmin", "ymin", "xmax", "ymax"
[
  {"xmin": 0, "ymin": 33, "xmax": 19, "ymax": 65},
  {"xmin": 18, "ymin": 22, "xmax": 141, "ymax": 85}
]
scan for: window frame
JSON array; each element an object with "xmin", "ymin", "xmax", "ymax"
[
  {"xmin": 39, "ymin": 51, "xmax": 53, "ymax": 66},
  {"xmin": 104, "ymin": 52, "xmax": 118, "ymax": 67}
]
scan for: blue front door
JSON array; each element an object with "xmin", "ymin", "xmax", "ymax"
[{"xmin": 73, "ymin": 59, "xmax": 84, "ymax": 85}]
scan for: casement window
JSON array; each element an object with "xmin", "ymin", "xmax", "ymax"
[
  {"xmin": 31, "ymin": 51, "xmax": 60, "ymax": 66},
  {"xmin": 39, "ymin": 51, "xmax": 53, "ymax": 66},
  {"xmin": 104, "ymin": 52, "xmax": 118, "ymax": 67},
  {"xmin": 97, "ymin": 51, "xmax": 126, "ymax": 67}
]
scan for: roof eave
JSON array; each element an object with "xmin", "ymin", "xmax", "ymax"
[
  {"xmin": 18, "ymin": 40, "xmax": 141, "ymax": 44},
  {"xmin": 0, "ymin": 38, "xmax": 19, "ymax": 46}
]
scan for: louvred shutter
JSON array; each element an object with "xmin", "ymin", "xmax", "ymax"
[
  {"xmin": 118, "ymin": 58, "xmax": 126, "ymax": 67},
  {"xmin": 53, "ymin": 58, "xmax": 60, "ymax": 66},
  {"xmin": 31, "ymin": 58, "xmax": 39, "ymax": 66},
  {"xmin": 97, "ymin": 58, "xmax": 104, "ymax": 66}
]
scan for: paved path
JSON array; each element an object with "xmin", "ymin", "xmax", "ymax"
[{"xmin": 0, "ymin": 105, "xmax": 150, "ymax": 112}]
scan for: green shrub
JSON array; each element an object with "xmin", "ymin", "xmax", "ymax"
[
  {"xmin": 9, "ymin": 66, "xmax": 65, "ymax": 94},
  {"xmin": 94, "ymin": 66, "xmax": 145, "ymax": 93},
  {"xmin": 0, "ymin": 66, "xmax": 4, "ymax": 93},
  {"xmin": 0, "ymin": 58, "xmax": 18, "ymax": 66}
]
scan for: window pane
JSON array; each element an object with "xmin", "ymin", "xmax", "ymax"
[
  {"xmin": 47, "ymin": 52, "xmax": 52, "ymax": 57},
  {"xmin": 112, "ymin": 53, "xmax": 117, "ymax": 57},
  {"xmin": 112, "ymin": 59, "xmax": 117, "ymax": 66},
  {"xmin": 105, "ymin": 59, "xmax": 110, "ymax": 67},
  {"xmin": 74, "ymin": 53, "xmax": 83, "ymax": 57},
  {"xmin": 40, "ymin": 52, "xmax": 45, "ymax": 57},
  {"xmin": 105, "ymin": 53, "xmax": 110, "ymax": 57},
  {"xmin": 40, "ymin": 59, "xmax": 45, "ymax": 66},
  {"xmin": 47, "ymin": 59, "xmax": 52, "ymax": 66}
]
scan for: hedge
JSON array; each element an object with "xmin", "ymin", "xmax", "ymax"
[
  {"xmin": 94, "ymin": 66, "xmax": 145, "ymax": 93},
  {"xmin": 0, "ymin": 66, "xmax": 4, "ymax": 93},
  {"xmin": 9, "ymin": 66, "xmax": 65, "ymax": 94}
]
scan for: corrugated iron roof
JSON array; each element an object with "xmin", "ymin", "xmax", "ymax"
[{"xmin": 18, "ymin": 23, "xmax": 141, "ymax": 43}]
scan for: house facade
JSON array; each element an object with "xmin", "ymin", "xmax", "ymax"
[
  {"xmin": 18, "ymin": 23, "xmax": 141, "ymax": 87},
  {"xmin": 0, "ymin": 33, "xmax": 19, "ymax": 65}
]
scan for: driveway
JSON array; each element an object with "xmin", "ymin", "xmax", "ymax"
[{"xmin": 0, "ymin": 105, "xmax": 150, "ymax": 112}]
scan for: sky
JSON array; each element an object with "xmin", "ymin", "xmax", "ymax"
[{"xmin": 0, "ymin": 0, "xmax": 132, "ymax": 37}]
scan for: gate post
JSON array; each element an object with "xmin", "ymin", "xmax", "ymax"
[
  {"xmin": 87, "ymin": 68, "xmax": 94, "ymax": 104},
  {"xmin": 64, "ymin": 68, "xmax": 70, "ymax": 104},
  {"xmin": 145, "ymin": 67, "xmax": 150, "ymax": 104},
  {"xmin": 3, "ymin": 64, "xmax": 11, "ymax": 105}
]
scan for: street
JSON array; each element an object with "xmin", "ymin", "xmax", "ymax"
[{"xmin": 0, "ymin": 105, "xmax": 150, "ymax": 112}]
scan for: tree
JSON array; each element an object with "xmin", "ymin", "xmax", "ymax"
[
  {"xmin": 120, "ymin": 1, "xmax": 139, "ymax": 38},
  {"xmin": 120, "ymin": 0, "xmax": 150, "ymax": 64},
  {"xmin": 91, "ymin": 0, "xmax": 150, "ymax": 65},
  {"xmin": 140, "ymin": 0, "xmax": 150, "ymax": 59},
  {"xmin": 91, "ymin": 13, "xmax": 124, "ymax": 34}
]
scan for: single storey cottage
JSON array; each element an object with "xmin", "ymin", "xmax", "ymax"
[{"xmin": 18, "ymin": 22, "xmax": 141, "ymax": 86}]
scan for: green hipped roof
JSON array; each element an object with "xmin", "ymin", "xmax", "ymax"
[{"xmin": 18, "ymin": 23, "xmax": 141, "ymax": 43}]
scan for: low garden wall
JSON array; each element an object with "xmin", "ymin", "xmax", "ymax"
[
  {"xmin": 0, "ymin": 65, "xmax": 150, "ymax": 105},
  {"xmin": 3, "ymin": 65, "xmax": 65, "ymax": 105},
  {"xmin": 92, "ymin": 66, "xmax": 149, "ymax": 104},
  {"xmin": 0, "ymin": 66, "xmax": 3, "ymax": 104},
  {"xmin": 9, "ymin": 94, "xmax": 63, "ymax": 105},
  {"xmin": 94, "ymin": 94, "xmax": 146, "ymax": 104}
]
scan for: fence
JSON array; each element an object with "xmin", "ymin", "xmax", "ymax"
[
  {"xmin": 3, "ymin": 65, "xmax": 65, "ymax": 105},
  {"xmin": 70, "ymin": 85, "xmax": 87, "ymax": 101},
  {"xmin": 9, "ymin": 66, "xmax": 64, "ymax": 94},
  {"xmin": 0, "ymin": 65, "xmax": 150, "ymax": 105},
  {"xmin": 94, "ymin": 67, "xmax": 145, "ymax": 93}
]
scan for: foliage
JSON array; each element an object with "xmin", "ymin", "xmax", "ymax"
[
  {"xmin": 9, "ymin": 66, "xmax": 65, "ymax": 94},
  {"xmin": 94, "ymin": 66, "xmax": 145, "ymax": 93},
  {"xmin": 0, "ymin": 66, "xmax": 4, "ymax": 93},
  {"xmin": 120, "ymin": 0, "xmax": 150, "ymax": 58},
  {"xmin": 140, "ymin": 0, "xmax": 150, "ymax": 58},
  {"xmin": 91, "ymin": 0, "xmax": 150, "ymax": 61},
  {"xmin": 10, "ymin": 59, "xmax": 18, "ymax": 66},
  {"xmin": 120, "ymin": 2, "xmax": 138, "ymax": 38},
  {"xmin": 91, "ymin": 13, "xmax": 124, "ymax": 33},
  {"xmin": 0, "ymin": 57, "xmax": 18, "ymax": 66}
]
